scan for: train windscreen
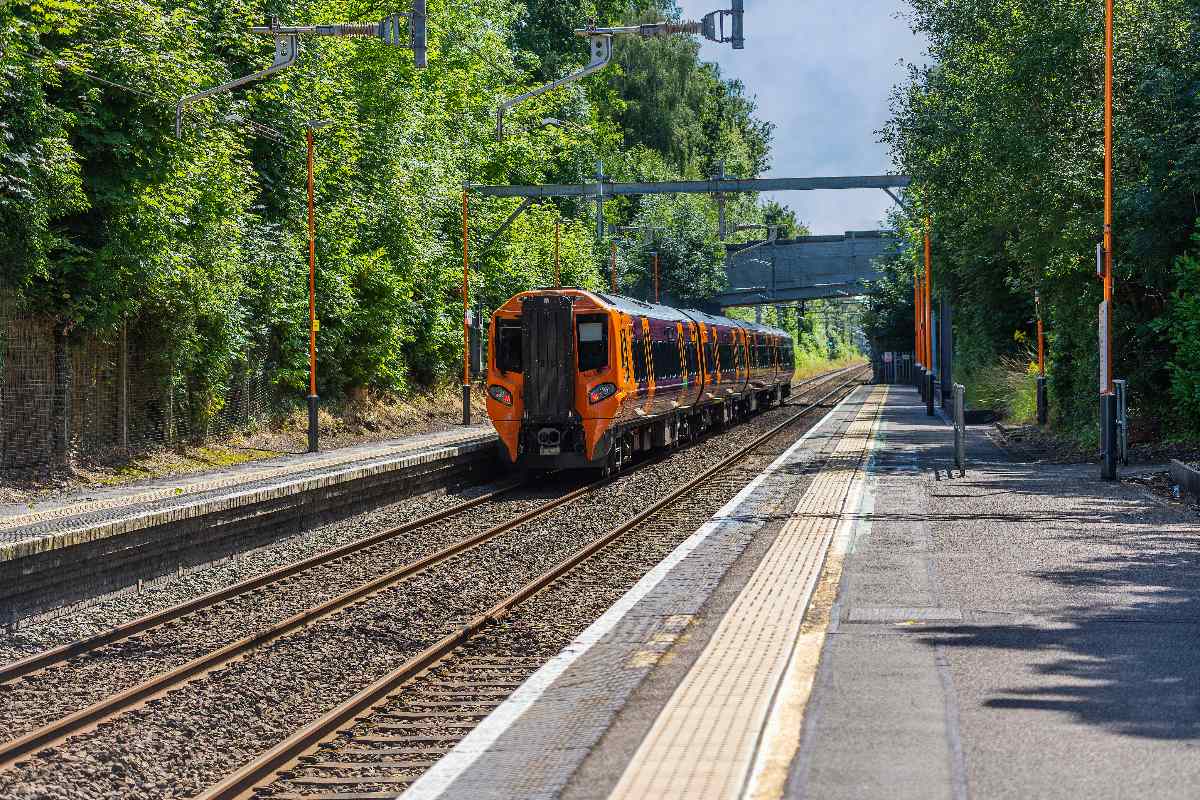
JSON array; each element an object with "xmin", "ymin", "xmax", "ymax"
[
  {"xmin": 495, "ymin": 322, "xmax": 522, "ymax": 374},
  {"xmin": 577, "ymin": 316, "xmax": 609, "ymax": 372}
]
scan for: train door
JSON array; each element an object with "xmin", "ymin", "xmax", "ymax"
[
  {"xmin": 619, "ymin": 314, "xmax": 636, "ymax": 400},
  {"xmin": 637, "ymin": 317, "xmax": 654, "ymax": 415},
  {"xmin": 701, "ymin": 325, "xmax": 716, "ymax": 397},
  {"xmin": 682, "ymin": 322, "xmax": 701, "ymax": 403}
]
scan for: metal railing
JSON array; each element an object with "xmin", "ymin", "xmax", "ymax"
[{"xmin": 953, "ymin": 382, "xmax": 966, "ymax": 473}]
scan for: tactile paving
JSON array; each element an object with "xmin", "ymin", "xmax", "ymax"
[{"xmin": 608, "ymin": 387, "xmax": 885, "ymax": 800}]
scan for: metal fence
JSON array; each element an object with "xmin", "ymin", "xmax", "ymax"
[
  {"xmin": 872, "ymin": 351, "xmax": 914, "ymax": 385},
  {"xmin": 0, "ymin": 297, "xmax": 273, "ymax": 476}
]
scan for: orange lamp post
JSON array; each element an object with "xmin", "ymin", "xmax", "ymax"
[
  {"xmin": 1036, "ymin": 290, "xmax": 1048, "ymax": 425},
  {"xmin": 610, "ymin": 240, "xmax": 618, "ymax": 293},
  {"xmin": 461, "ymin": 189, "xmax": 471, "ymax": 426},
  {"xmin": 305, "ymin": 120, "xmax": 332, "ymax": 453},
  {"xmin": 554, "ymin": 219, "xmax": 561, "ymax": 288},
  {"xmin": 1100, "ymin": 0, "xmax": 1118, "ymax": 478},
  {"xmin": 652, "ymin": 251, "xmax": 660, "ymax": 304},
  {"xmin": 923, "ymin": 218, "xmax": 935, "ymax": 414},
  {"xmin": 913, "ymin": 267, "xmax": 921, "ymax": 376}
]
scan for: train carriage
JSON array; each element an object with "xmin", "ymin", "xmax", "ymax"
[{"xmin": 486, "ymin": 288, "xmax": 794, "ymax": 472}]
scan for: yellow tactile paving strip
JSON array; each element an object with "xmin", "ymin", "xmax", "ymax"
[{"xmin": 608, "ymin": 386, "xmax": 885, "ymax": 800}]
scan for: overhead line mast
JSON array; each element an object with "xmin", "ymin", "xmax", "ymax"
[
  {"xmin": 174, "ymin": 4, "xmax": 427, "ymax": 137},
  {"xmin": 495, "ymin": 1, "xmax": 745, "ymax": 140}
]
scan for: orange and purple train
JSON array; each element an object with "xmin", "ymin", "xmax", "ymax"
[{"xmin": 485, "ymin": 288, "xmax": 795, "ymax": 472}]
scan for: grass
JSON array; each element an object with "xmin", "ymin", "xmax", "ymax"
[
  {"xmin": 794, "ymin": 353, "xmax": 868, "ymax": 382},
  {"xmin": 962, "ymin": 356, "xmax": 1040, "ymax": 425}
]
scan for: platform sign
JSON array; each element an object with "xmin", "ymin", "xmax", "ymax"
[{"xmin": 1099, "ymin": 300, "xmax": 1110, "ymax": 393}]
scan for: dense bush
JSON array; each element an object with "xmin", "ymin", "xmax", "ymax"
[
  {"xmin": 2, "ymin": 0, "xmax": 842, "ymax": 432},
  {"xmin": 877, "ymin": 0, "xmax": 1200, "ymax": 442}
]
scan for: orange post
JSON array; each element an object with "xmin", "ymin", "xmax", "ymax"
[
  {"xmin": 1099, "ymin": 0, "xmax": 1117, "ymax": 478},
  {"xmin": 610, "ymin": 240, "xmax": 617, "ymax": 293},
  {"xmin": 913, "ymin": 268, "xmax": 921, "ymax": 366},
  {"xmin": 306, "ymin": 128, "xmax": 319, "ymax": 453},
  {"xmin": 924, "ymin": 219, "xmax": 933, "ymax": 367},
  {"xmin": 461, "ymin": 190, "xmax": 471, "ymax": 425},
  {"xmin": 1102, "ymin": 0, "xmax": 1114, "ymax": 395},
  {"xmin": 1037, "ymin": 293, "xmax": 1046, "ymax": 377},
  {"xmin": 307, "ymin": 130, "xmax": 317, "ymax": 399},
  {"xmin": 653, "ymin": 251, "xmax": 660, "ymax": 304},
  {"xmin": 554, "ymin": 219, "xmax": 561, "ymax": 288}
]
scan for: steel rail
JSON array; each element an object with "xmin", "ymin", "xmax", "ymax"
[
  {"xmin": 194, "ymin": 368, "xmax": 868, "ymax": 800},
  {"xmin": 0, "ymin": 364, "xmax": 862, "ymax": 775},
  {"xmin": 0, "ymin": 480, "xmax": 527, "ymax": 686},
  {"xmin": 0, "ymin": 480, "xmax": 601, "ymax": 772},
  {"xmin": 0, "ymin": 364, "xmax": 858, "ymax": 687}
]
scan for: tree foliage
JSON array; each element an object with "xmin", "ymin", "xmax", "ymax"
[
  {"xmin": 881, "ymin": 0, "xmax": 1200, "ymax": 439},
  {"xmin": 0, "ymin": 0, "xmax": 799, "ymax": 425}
]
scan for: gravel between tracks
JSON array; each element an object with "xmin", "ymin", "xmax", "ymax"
[
  {"xmin": 0, "ymin": 373, "xmax": 862, "ymax": 800},
  {"xmin": 272, "ymin": 386, "xmax": 855, "ymax": 797}
]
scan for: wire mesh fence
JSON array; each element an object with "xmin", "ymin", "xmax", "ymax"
[{"xmin": 0, "ymin": 296, "xmax": 274, "ymax": 477}]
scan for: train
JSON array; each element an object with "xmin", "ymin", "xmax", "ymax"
[{"xmin": 484, "ymin": 288, "xmax": 796, "ymax": 473}]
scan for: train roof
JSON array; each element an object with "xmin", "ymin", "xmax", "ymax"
[
  {"xmin": 592, "ymin": 292, "xmax": 692, "ymax": 323},
  {"xmin": 515, "ymin": 289, "xmax": 790, "ymax": 339},
  {"xmin": 734, "ymin": 318, "xmax": 791, "ymax": 338}
]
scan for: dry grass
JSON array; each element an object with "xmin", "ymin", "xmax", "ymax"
[
  {"xmin": 1, "ymin": 384, "xmax": 490, "ymax": 505},
  {"xmin": 794, "ymin": 355, "xmax": 868, "ymax": 383}
]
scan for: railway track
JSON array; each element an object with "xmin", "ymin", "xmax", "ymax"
[
  {"xmin": 0, "ymin": 364, "xmax": 865, "ymax": 797},
  {"xmin": 195, "ymin": 367, "xmax": 868, "ymax": 800}
]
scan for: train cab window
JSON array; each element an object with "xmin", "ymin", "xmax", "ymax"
[
  {"xmin": 495, "ymin": 322, "xmax": 522, "ymax": 374},
  {"xmin": 704, "ymin": 334, "xmax": 716, "ymax": 374},
  {"xmin": 577, "ymin": 315, "xmax": 609, "ymax": 373}
]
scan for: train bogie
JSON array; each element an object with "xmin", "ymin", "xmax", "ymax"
[{"xmin": 485, "ymin": 288, "xmax": 795, "ymax": 472}]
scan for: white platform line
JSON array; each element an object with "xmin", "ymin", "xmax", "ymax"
[{"xmin": 398, "ymin": 389, "xmax": 865, "ymax": 800}]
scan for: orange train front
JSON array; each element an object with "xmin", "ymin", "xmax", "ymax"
[{"xmin": 485, "ymin": 288, "xmax": 795, "ymax": 472}]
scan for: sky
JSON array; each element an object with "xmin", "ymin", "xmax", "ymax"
[{"xmin": 675, "ymin": 0, "xmax": 928, "ymax": 236}]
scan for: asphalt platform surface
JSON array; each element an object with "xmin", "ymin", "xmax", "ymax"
[{"xmin": 788, "ymin": 386, "xmax": 1200, "ymax": 799}]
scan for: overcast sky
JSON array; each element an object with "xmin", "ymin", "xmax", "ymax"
[{"xmin": 675, "ymin": 0, "xmax": 928, "ymax": 235}]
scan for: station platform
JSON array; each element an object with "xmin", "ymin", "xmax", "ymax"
[
  {"xmin": 0, "ymin": 424, "xmax": 496, "ymax": 623},
  {"xmin": 399, "ymin": 383, "xmax": 1200, "ymax": 799}
]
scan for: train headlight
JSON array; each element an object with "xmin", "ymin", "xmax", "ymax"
[
  {"xmin": 488, "ymin": 384, "xmax": 514, "ymax": 406},
  {"xmin": 588, "ymin": 382, "xmax": 617, "ymax": 404}
]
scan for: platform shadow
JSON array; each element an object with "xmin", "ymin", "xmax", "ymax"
[{"xmin": 915, "ymin": 541, "xmax": 1200, "ymax": 740}]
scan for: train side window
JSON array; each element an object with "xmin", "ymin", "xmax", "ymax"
[
  {"xmin": 718, "ymin": 341, "xmax": 731, "ymax": 372},
  {"xmin": 653, "ymin": 336, "xmax": 680, "ymax": 380},
  {"xmin": 496, "ymin": 322, "xmax": 522, "ymax": 374},
  {"xmin": 633, "ymin": 329, "xmax": 648, "ymax": 383},
  {"xmin": 577, "ymin": 315, "xmax": 609, "ymax": 372}
]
